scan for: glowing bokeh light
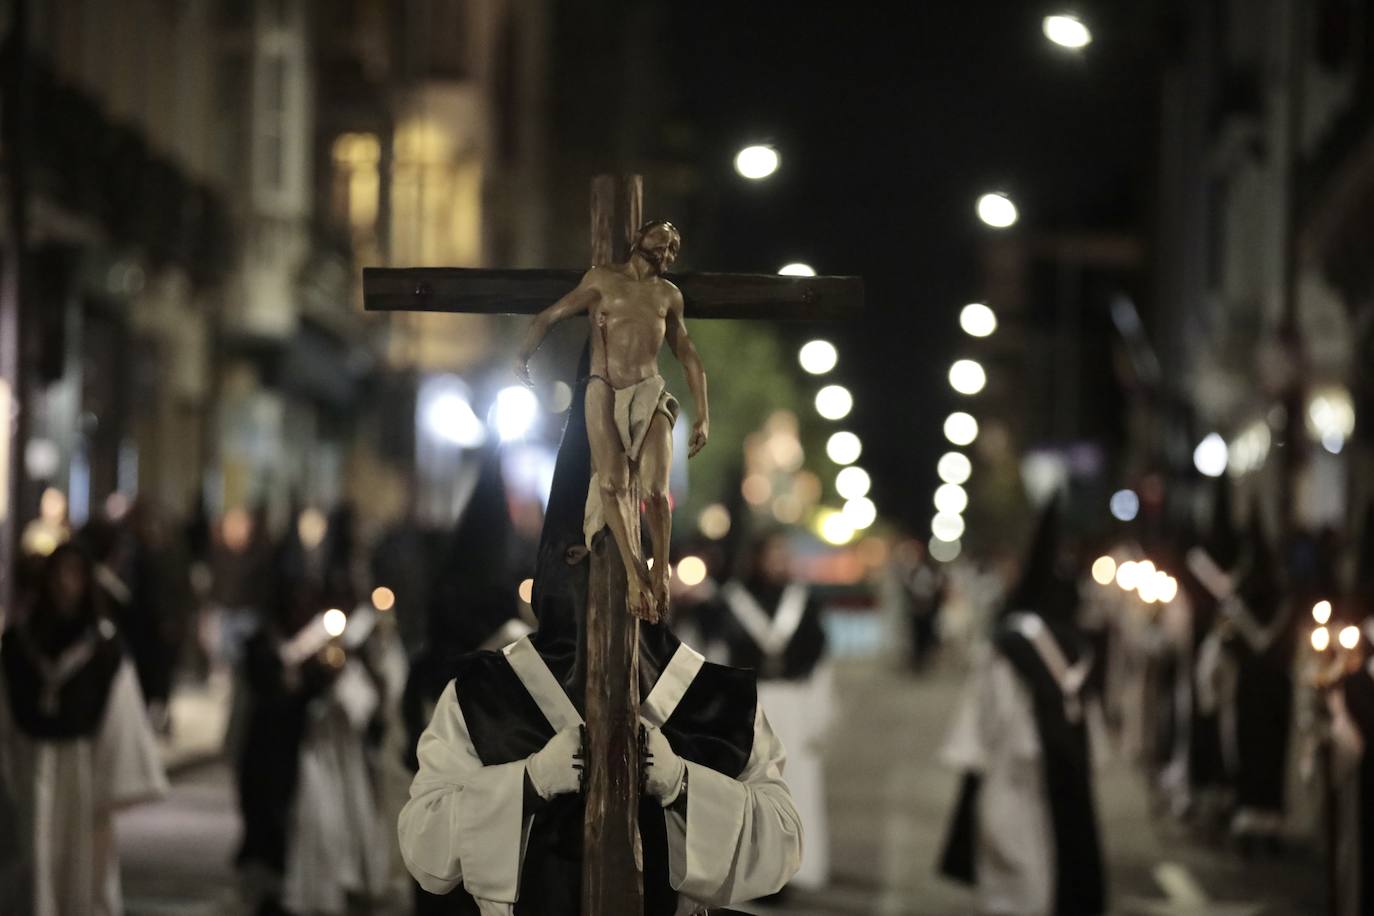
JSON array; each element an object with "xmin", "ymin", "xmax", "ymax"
[
  {"xmin": 938, "ymin": 452, "xmax": 972, "ymax": 485},
  {"xmin": 976, "ymin": 192, "xmax": 1019, "ymax": 228},
  {"xmin": 944, "ymin": 412, "xmax": 979, "ymax": 447},
  {"xmin": 815, "ymin": 385, "xmax": 853, "ymax": 420},
  {"xmin": 735, "ymin": 145, "xmax": 780, "ymax": 180},
  {"xmin": 1091, "ymin": 556, "xmax": 1117, "ymax": 586},
  {"xmin": 948, "ymin": 359, "xmax": 987, "ymax": 395},
  {"xmin": 798, "ymin": 340, "xmax": 838, "ymax": 375},
  {"xmin": 836, "ymin": 466, "xmax": 872, "ymax": 500},
  {"xmin": 826, "ymin": 431, "xmax": 863, "ymax": 465},
  {"xmin": 960, "ymin": 303, "xmax": 998, "ymax": 338},
  {"xmin": 934, "ymin": 483, "xmax": 969, "ymax": 515}
]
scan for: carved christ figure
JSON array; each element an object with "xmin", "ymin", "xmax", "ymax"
[{"xmin": 516, "ymin": 220, "xmax": 709, "ymax": 622}]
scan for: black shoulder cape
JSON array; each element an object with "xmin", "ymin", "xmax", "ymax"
[{"xmin": 1, "ymin": 620, "xmax": 124, "ymax": 741}]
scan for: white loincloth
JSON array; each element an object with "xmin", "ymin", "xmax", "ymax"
[{"xmin": 583, "ymin": 374, "xmax": 679, "ymax": 547}]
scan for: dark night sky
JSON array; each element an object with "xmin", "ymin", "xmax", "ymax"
[{"xmin": 655, "ymin": 1, "xmax": 1165, "ymax": 532}]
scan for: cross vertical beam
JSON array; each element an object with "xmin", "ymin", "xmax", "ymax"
[{"xmin": 582, "ymin": 174, "xmax": 645, "ymax": 915}]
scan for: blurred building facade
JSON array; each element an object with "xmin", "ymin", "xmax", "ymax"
[
  {"xmin": 1154, "ymin": 0, "xmax": 1374, "ymax": 539},
  {"xmin": 3, "ymin": 0, "xmax": 554, "ymax": 547}
]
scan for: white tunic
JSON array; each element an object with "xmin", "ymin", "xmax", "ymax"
[
  {"xmin": 0, "ymin": 658, "xmax": 168, "ymax": 916},
  {"xmin": 716, "ymin": 581, "xmax": 832, "ymax": 889},
  {"xmin": 397, "ymin": 637, "xmax": 802, "ymax": 915},
  {"xmin": 941, "ymin": 620, "xmax": 1100, "ymax": 916}
]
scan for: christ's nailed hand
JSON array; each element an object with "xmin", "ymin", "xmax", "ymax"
[
  {"xmin": 688, "ymin": 418, "xmax": 709, "ymax": 458},
  {"xmin": 526, "ymin": 726, "xmax": 584, "ymax": 799}
]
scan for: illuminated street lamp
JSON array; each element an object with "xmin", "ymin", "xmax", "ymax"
[
  {"xmin": 944, "ymin": 412, "xmax": 979, "ymax": 447},
  {"xmin": 815, "ymin": 385, "xmax": 853, "ymax": 420},
  {"xmin": 799, "ymin": 340, "xmax": 838, "ymax": 375},
  {"xmin": 826, "ymin": 431, "xmax": 863, "ymax": 465},
  {"xmin": 778, "ymin": 263, "xmax": 816, "ymax": 277},
  {"xmin": 960, "ymin": 303, "xmax": 998, "ymax": 338},
  {"xmin": 938, "ymin": 451, "xmax": 972, "ymax": 485},
  {"xmin": 1043, "ymin": 14, "xmax": 1092, "ymax": 49},
  {"xmin": 734, "ymin": 145, "xmax": 780, "ymax": 180},
  {"xmin": 949, "ymin": 359, "xmax": 987, "ymax": 395},
  {"xmin": 976, "ymin": 192, "xmax": 1019, "ymax": 228},
  {"xmin": 836, "ymin": 466, "xmax": 872, "ymax": 500}
]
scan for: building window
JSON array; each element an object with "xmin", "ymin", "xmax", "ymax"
[{"xmin": 332, "ymin": 132, "xmax": 381, "ymax": 260}]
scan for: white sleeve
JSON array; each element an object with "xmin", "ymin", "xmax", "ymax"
[
  {"xmin": 94, "ymin": 659, "xmax": 169, "ymax": 810},
  {"xmin": 940, "ymin": 649, "xmax": 1038, "ymax": 773},
  {"xmin": 397, "ymin": 681, "xmax": 531, "ymax": 904},
  {"xmin": 663, "ymin": 705, "xmax": 803, "ymax": 905}
]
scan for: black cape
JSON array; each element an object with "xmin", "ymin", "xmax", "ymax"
[
  {"xmin": 420, "ymin": 366, "xmax": 762, "ymax": 914},
  {"xmin": 1341, "ymin": 662, "xmax": 1374, "ymax": 915},
  {"xmin": 0, "ymin": 619, "xmax": 124, "ymax": 741},
  {"xmin": 700, "ymin": 579, "xmax": 827, "ymax": 681},
  {"xmin": 939, "ymin": 617, "xmax": 1106, "ymax": 916}
]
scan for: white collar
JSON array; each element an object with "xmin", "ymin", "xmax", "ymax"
[
  {"xmin": 501, "ymin": 636, "xmax": 706, "ymax": 732},
  {"xmin": 721, "ymin": 581, "xmax": 809, "ymax": 658},
  {"xmin": 1007, "ymin": 612, "xmax": 1093, "ymax": 720}
]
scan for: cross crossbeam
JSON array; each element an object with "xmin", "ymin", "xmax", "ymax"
[{"xmin": 363, "ymin": 266, "xmax": 863, "ymax": 321}]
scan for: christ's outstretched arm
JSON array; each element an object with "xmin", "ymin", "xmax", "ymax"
[
  {"xmin": 515, "ymin": 277, "xmax": 601, "ymax": 387},
  {"xmin": 665, "ymin": 290, "xmax": 709, "ymax": 457}
]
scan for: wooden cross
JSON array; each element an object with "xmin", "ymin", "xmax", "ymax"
[{"xmin": 365, "ymin": 174, "xmax": 861, "ymax": 914}]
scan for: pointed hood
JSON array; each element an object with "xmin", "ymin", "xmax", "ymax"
[
  {"xmin": 1004, "ymin": 491, "xmax": 1079, "ymax": 625},
  {"xmin": 1232, "ymin": 496, "xmax": 1281, "ymax": 623},
  {"xmin": 1204, "ymin": 477, "xmax": 1241, "ymax": 572},
  {"xmin": 427, "ymin": 445, "xmax": 519, "ymax": 651}
]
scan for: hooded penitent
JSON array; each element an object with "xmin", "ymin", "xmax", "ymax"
[
  {"xmin": 1, "ymin": 544, "xmax": 123, "ymax": 740},
  {"xmin": 435, "ymin": 363, "xmax": 758, "ymax": 916},
  {"xmin": 941, "ymin": 492, "xmax": 1106, "ymax": 915},
  {"xmin": 1224, "ymin": 495, "xmax": 1294, "ymax": 828}
]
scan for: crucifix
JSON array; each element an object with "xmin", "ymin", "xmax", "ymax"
[{"xmin": 366, "ymin": 174, "xmax": 861, "ymax": 914}]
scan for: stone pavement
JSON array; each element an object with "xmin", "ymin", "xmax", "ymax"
[{"xmin": 119, "ymin": 651, "xmax": 1327, "ymax": 915}]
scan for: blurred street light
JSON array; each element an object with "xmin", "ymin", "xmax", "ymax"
[
  {"xmin": 948, "ymin": 359, "xmax": 987, "ymax": 395},
  {"xmin": 426, "ymin": 392, "xmax": 487, "ymax": 447},
  {"xmin": 938, "ymin": 451, "xmax": 972, "ymax": 485},
  {"xmin": 836, "ymin": 466, "xmax": 871, "ymax": 500},
  {"xmin": 815, "ymin": 384, "xmax": 853, "ymax": 420},
  {"xmin": 779, "ymin": 263, "xmax": 816, "ymax": 277},
  {"xmin": 1313, "ymin": 600, "xmax": 1333, "ymax": 625},
  {"xmin": 372, "ymin": 587, "xmax": 396, "ymax": 612},
  {"xmin": 1157, "ymin": 574, "xmax": 1179, "ymax": 604},
  {"xmin": 799, "ymin": 340, "xmax": 839, "ymax": 375},
  {"xmin": 1193, "ymin": 433, "xmax": 1229, "ymax": 478},
  {"xmin": 932, "ymin": 512, "xmax": 966, "ymax": 542},
  {"xmin": 1043, "ymin": 14, "xmax": 1092, "ymax": 49},
  {"xmin": 843, "ymin": 497, "xmax": 878, "ymax": 530},
  {"xmin": 1091, "ymin": 556, "xmax": 1117, "ymax": 585},
  {"xmin": 677, "ymin": 556, "xmax": 708, "ymax": 587},
  {"xmin": 1109, "ymin": 489, "xmax": 1139, "ymax": 522},
  {"xmin": 930, "ymin": 537, "xmax": 962, "ymax": 563},
  {"xmin": 934, "ymin": 483, "xmax": 969, "ymax": 515},
  {"xmin": 698, "ymin": 503, "xmax": 732, "ymax": 540},
  {"xmin": 1312, "ymin": 626, "xmax": 1331, "ymax": 651},
  {"xmin": 819, "ymin": 510, "xmax": 857, "ymax": 546},
  {"xmin": 976, "ymin": 192, "xmax": 1019, "ymax": 228},
  {"xmin": 1116, "ymin": 560, "xmax": 1140, "ymax": 591},
  {"xmin": 826, "ymin": 431, "xmax": 863, "ymax": 465},
  {"xmin": 735, "ymin": 145, "xmax": 780, "ymax": 180},
  {"xmin": 494, "ymin": 386, "xmax": 539, "ymax": 441},
  {"xmin": 1341, "ymin": 625, "xmax": 1362, "ymax": 650},
  {"xmin": 323, "ymin": 609, "xmax": 347, "ymax": 637},
  {"xmin": 960, "ymin": 303, "xmax": 998, "ymax": 338},
  {"xmin": 944, "ymin": 412, "xmax": 979, "ymax": 446}
]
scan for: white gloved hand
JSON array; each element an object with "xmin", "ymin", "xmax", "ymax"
[
  {"xmin": 526, "ymin": 726, "xmax": 583, "ymax": 800},
  {"xmin": 643, "ymin": 725, "xmax": 686, "ymax": 806}
]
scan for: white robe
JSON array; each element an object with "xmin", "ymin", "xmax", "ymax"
[
  {"xmin": 282, "ymin": 657, "xmax": 390, "ymax": 914},
  {"xmin": 941, "ymin": 623, "xmax": 1101, "ymax": 916},
  {"xmin": 397, "ymin": 636, "xmax": 802, "ymax": 915},
  {"xmin": 0, "ymin": 658, "xmax": 168, "ymax": 916},
  {"xmin": 714, "ymin": 581, "xmax": 832, "ymax": 889}
]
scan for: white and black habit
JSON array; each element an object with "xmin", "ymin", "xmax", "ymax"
[
  {"xmin": 398, "ymin": 371, "xmax": 802, "ymax": 915},
  {"xmin": 697, "ymin": 534, "xmax": 832, "ymax": 890},
  {"xmin": 1219, "ymin": 509, "xmax": 1293, "ymax": 842},
  {"xmin": 939, "ymin": 498, "xmax": 1106, "ymax": 916},
  {"xmin": 0, "ymin": 544, "xmax": 168, "ymax": 916}
]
